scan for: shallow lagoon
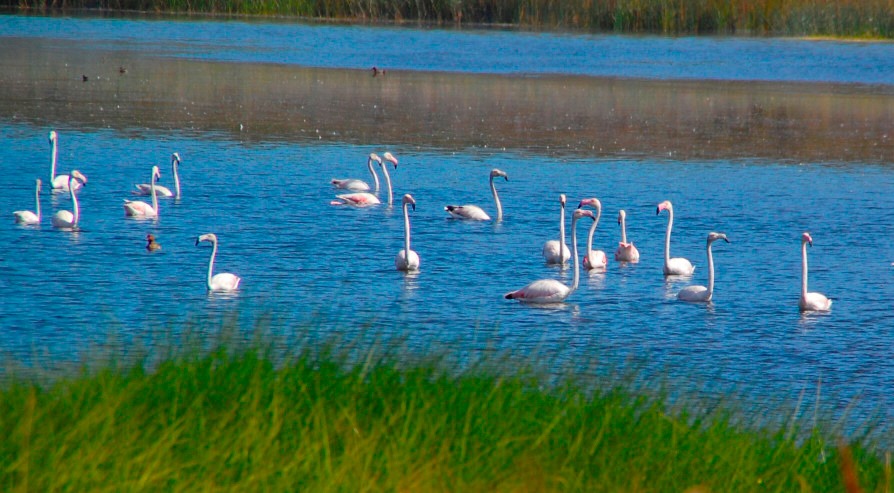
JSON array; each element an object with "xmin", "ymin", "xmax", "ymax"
[{"xmin": 1, "ymin": 14, "xmax": 894, "ymax": 432}]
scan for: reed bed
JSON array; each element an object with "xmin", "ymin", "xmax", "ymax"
[
  {"xmin": 0, "ymin": 330, "xmax": 891, "ymax": 492},
  {"xmin": 6, "ymin": 0, "xmax": 894, "ymax": 37}
]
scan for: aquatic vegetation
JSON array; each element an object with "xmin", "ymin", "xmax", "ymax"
[
  {"xmin": 9, "ymin": 0, "xmax": 894, "ymax": 38},
  {"xmin": 0, "ymin": 331, "xmax": 890, "ymax": 491}
]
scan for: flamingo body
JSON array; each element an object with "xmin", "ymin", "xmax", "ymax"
[
  {"xmin": 505, "ymin": 209, "xmax": 594, "ymax": 303},
  {"xmin": 657, "ymin": 200, "xmax": 694, "ymax": 276},
  {"xmin": 196, "ymin": 233, "xmax": 241, "ymax": 292},
  {"xmin": 799, "ymin": 232, "xmax": 832, "ymax": 312},
  {"xmin": 445, "ymin": 169, "xmax": 508, "ymax": 221},
  {"xmin": 677, "ymin": 232, "xmax": 729, "ymax": 303},
  {"xmin": 331, "ymin": 192, "xmax": 381, "ymax": 207}
]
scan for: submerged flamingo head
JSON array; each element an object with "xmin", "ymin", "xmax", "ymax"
[
  {"xmin": 490, "ymin": 169, "xmax": 508, "ymax": 181},
  {"xmin": 802, "ymin": 232, "xmax": 813, "ymax": 247},
  {"xmin": 402, "ymin": 194, "xmax": 416, "ymax": 211},
  {"xmin": 383, "ymin": 152, "xmax": 398, "ymax": 169},
  {"xmin": 657, "ymin": 200, "xmax": 672, "ymax": 215}
]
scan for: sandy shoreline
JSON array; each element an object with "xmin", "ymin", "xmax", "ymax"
[{"xmin": 1, "ymin": 36, "xmax": 892, "ymax": 163}]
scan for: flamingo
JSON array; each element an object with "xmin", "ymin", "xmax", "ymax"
[
  {"xmin": 135, "ymin": 152, "xmax": 181, "ymax": 198},
  {"xmin": 445, "ymin": 169, "xmax": 509, "ymax": 221},
  {"xmin": 331, "ymin": 153, "xmax": 381, "ymax": 192},
  {"xmin": 657, "ymin": 200, "xmax": 694, "ymax": 276},
  {"xmin": 677, "ymin": 232, "xmax": 729, "ymax": 302},
  {"xmin": 51, "ymin": 171, "xmax": 87, "ymax": 229},
  {"xmin": 505, "ymin": 208, "xmax": 595, "ymax": 303},
  {"xmin": 48, "ymin": 131, "xmax": 87, "ymax": 192},
  {"xmin": 196, "ymin": 233, "xmax": 241, "ymax": 292},
  {"xmin": 542, "ymin": 194, "xmax": 571, "ymax": 265},
  {"xmin": 615, "ymin": 209, "xmax": 640, "ymax": 262},
  {"xmin": 13, "ymin": 179, "xmax": 42, "ymax": 225},
  {"xmin": 395, "ymin": 194, "xmax": 420, "ymax": 271},
  {"xmin": 799, "ymin": 232, "xmax": 832, "ymax": 312},
  {"xmin": 124, "ymin": 166, "xmax": 161, "ymax": 218},
  {"xmin": 578, "ymin": 197, "xmax": 608, "ymax": 271},
  {"xmin": 331, "ymin": 152, "xmax": 397, "ymax": 207}
]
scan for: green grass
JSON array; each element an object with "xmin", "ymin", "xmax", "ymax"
[
  {"xmin": 5, "ymin": 0, "xmax": 894, "ymax": 38},
  {"xmin": 0, "ymin": 330, "xmax": 892, "ymax": 492}
]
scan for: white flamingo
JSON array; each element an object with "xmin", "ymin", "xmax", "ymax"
[
  {"xmin": 48, "ymin": 131, "xmax": 87, "ymax": 192},
  {"xmin": 445, "ymin": 169, "xmax": 508, "ymax": 221},
  {"xmin": 677, "ymin": 232, "xmax": 729, "ymax": 302},
  {"xmin": 51, "ymin": 171, "xmax": 87, "ymax": 229},
  {"xmin": 614, "ymin": 209, "xmax": 640, "ymax": 262},
  {"xmin": 331, "ymin": 152, "xmax": 397, "ymax": 207},
  {"xmin": 542, "ymin": 194, "xmax": 571, "ymax": 265},
  {"xmin": 395, "ymin": 194, "xmax": 420, "ymax": 271},
  {"xmin": 135, "ymin": 152, "xmax": 181, "ymax": 198},
  {"xmin": 124, "ymin": 166, "xmax": 161, "ymax": 218},
  {"xmin": 331, "ymin": 153, "xmax": 381, "ymax": 192},
  {"xmin": 578, "ymin": 197, "xmax": 608, "ymax": 271},
  {"xmin": 505, "ymin": 209, "xmax": 595, "ymax": 303},
  {"xmin": 196, "ymin": 233, "xmax": 241, "ymax": 292},
  {"xmin": 799, "ymin": 232, "xmax": 832, "ymax": 312},
  {"xmin": 657, "ymin": 200, "xmax": 694, "ymax": 276},
  {"xmin": 14, "ymin": 179, "xmax": 41, "ymax": 225}
]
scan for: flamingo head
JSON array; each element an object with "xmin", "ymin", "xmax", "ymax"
[
  {"xmin": 35, "ymin": 178, "xmax": 42, "ymax": 191},
  {"xmin": 802, "ymin": 232, "xmax": 813, "ymax": 247},
  {"xmin": 196, "ymin": 233, "xmax": 218, "ymax": 246},
  {"xmin": 578, "ymin": 197, "xmax": 601, "ymax": 211},
  {"xmin": 368, "ymin": 153, "xmax": 382, "ymax": 166},
  {"xmin": 707, "ymin": 232, "xmax": 730, "ymax": 245},
  {"xmin": 559, "ymin": 194, "xmax": 566, "ymax": 206},
  {"xmin": 172, "ymin": 152, "xmax": 181, "ymax": 165},
  {"xmin": 402, "ymin": 194, "xmax": 416, "ymax": 211},
  {"xmin": 490, "ymin": 169, "xmax": 508, "ymax": 181},
  {"xmin": 48, "ymin": 130, "xmax": 57, "ymax": 143},
  {"xmin": 152, "ymin": 165, "xmax": 161, "ymax": 182},
  {"xmin": 147, "ymin": 234, "xmax": 156, "ymax": 243},
  {"xmin": 618, "ymin": 209, "xmax": 626, "ymax": 224},
  {"xmin": 657, "ymin": 200, "xmax": 672, "ymax": 215},
  {"xmin": 572, "ymin": 208, "xmax": 596, "ymax": 221},
  {"xmin": 70, "ymin": 170, "xmax": 88, "ymax": 187},
  {"xmin": 383, "ymin": 152, "xmax": 398, "ymax": 169}
]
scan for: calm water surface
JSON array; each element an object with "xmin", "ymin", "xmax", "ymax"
[{"xmin": 2, "ymin": 14, "xmax": 894, "ymax": 433}]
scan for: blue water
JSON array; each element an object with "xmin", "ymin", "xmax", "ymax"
[
  {"xmin": 2, "ymin": 14, "xmax": 894, "ymax": 433},
  {"xmin": 3, "ymin": 14, "xmax": 894, "ymax": 85}
]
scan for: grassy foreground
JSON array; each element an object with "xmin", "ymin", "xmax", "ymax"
[
  {"xmin": 7, "ymin": 0, "xmax": 894, "ymax": 38},
  {"xmin": 0, "ymin": 340, "xmax": 891, "ymax": 491}
]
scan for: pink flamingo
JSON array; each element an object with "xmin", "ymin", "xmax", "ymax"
[
  {"xmin": 48, "ymin": 131, "xmax": 87, "ymax": 192},
  {"xmin": 578, "ymin": 197, "xmax": 608, "ymax": 271},
  {"xmin": 445, "ymin": 169, "xmax": 508, "ymax": 221},
  {"xmin": 331, "ymin": 152, "xmax": 397, "ymax": 207},
  {"xmin": 14, "ymin": 179, "xmax": 41, "ymax": 225},
  {"xmin": 196, "ymin": 233, "xmax": 241, "ymax": 292},
  {"xmin": 505, "ymin": 209, "xmax": 595, "ymax": 303},
  {"xmin": 614, "ymin": 209, "xmax": 640, "ymax": 262},
  {"xmin": 395, "ymin": 194, "xmax": 420, "ymax": 271},
  {"xmin": 799, "ymin": 232, "xmax": 832, "ymax": 312},
  {"xmin": 331, "ymin": 153, "xmax": 381, "ymax": 192},
  {"xmin": 123, "ymin": 166, "xmax": 161, "ymax": 218},
  {"xmin": 657, "ymin": 200, "xmax": 694, "ymax": 276}
]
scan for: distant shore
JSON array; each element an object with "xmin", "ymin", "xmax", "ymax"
[{"xmin": 4, "ymin": 0, "xmax": 894, "ymax": 38}]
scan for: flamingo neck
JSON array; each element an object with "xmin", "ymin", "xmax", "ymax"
[
  {"xmin": 35, "ymin": 183, "xmax": 41, "ymax": 220},
  {"xmin": 50, "ymin": 138, "xmax": 58, "ymax": 181},
  {"xmin": 586, "ymin": 203, "xmax": 601, "ymax": 255},
  {"xmin": 69, "ymin": 176, "xmax": 79, "ymax": 226},
  {"xmin": 663, "ymin": 207, "xmax": 674, "ymax": 263},
  {"xmin": 559, "ymin": 202, "xmax": 566, "ymax": 263},
  {"xmin": 369, "ymin": 158, "xmax": 381, "ymax": 192},
  {"xmin": 381, "ymin": 164, "xmax": 393, "ymax": 206},
  {"xmin": 620, "ymin": 215, "xmax": 628, "ymax": 244},
  {"xmin": 569, "ymin": 216, "xmax": 580, "ymax": 294},
  {"xmin": 706, "ymin": 241, "xmax": 715, "ymax": 300},
  {"xmin": 150, "ymin": 171, "xmax": 159, "ymax": 213},
  {"xmin": 173, "ymin": 160, "xmax": 181, "ymax": 199},
  {"xmin": 491, "ymin": 175, "xmax": 502, "ymax": 221},
  {"xmin": 801, "ymin": 241, "xmax": 809, "ymax": 298},
  {"xmin": 403, "ymin": 202, "xmax": 412, "ymax": 255},
  {"xmin": 207, "ymin": 240, "xmax": 218, "ymax": 290}
]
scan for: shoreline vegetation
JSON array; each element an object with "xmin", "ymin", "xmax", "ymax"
[
  {"xmin": 4, "ymin": 0, "xmax": 894, "ymax": 38},
  {"xmin": 1, "ymin": 331, "xmax": 892, "ymax": 491}
]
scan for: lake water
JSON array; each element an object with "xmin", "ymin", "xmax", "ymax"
[{"xmin": 2, "ymin": 14, "xmax": 894, "ymax": 434}]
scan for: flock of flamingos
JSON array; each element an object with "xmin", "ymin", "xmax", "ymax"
[{"xmin": 12, "ymin": 131, "xmax": 832, "ymax": 312}]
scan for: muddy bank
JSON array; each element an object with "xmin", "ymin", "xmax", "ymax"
[{"xmin": 1, "ymin": 37, "xmax": 892, "ymax": 163}]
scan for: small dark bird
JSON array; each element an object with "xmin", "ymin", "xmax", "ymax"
[
  {"xmin": 371, "ymin": 66, "xmax": 386, "ymax": 77},
  {"xmin": 146, "ymin": 234, "xmax": 161, "ymax": 252},
  {"xmin": 119, "ymin": 66, "xmax": 127, "ymax": 74},
  {"xmin": 82, "ymin": 75, "xmax": 88, "ymax": 82}
]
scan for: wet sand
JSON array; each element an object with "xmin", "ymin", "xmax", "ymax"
[{"xmin": 2, "ymin": 36, "xmax": 893, "ymax": 163}]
